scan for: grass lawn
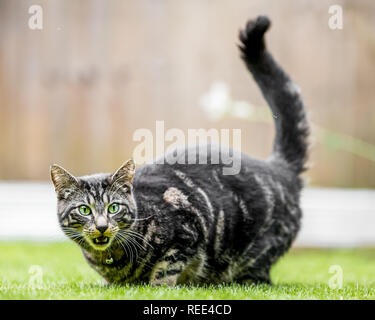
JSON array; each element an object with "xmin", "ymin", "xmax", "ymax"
[{"xmin": 0, "ymin": 242, "xmax": 374, "ymax": 300}]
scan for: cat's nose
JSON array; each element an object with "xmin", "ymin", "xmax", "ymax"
[
  {"xmin": 95, "ymin": 216, "xmax": 108, "ymax": 234},
  {"xmin": 96, "ymin": 225, "xmax": 108, "ymax": 234}
]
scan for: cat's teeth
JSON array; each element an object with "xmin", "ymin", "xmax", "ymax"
[{"xmin": 93, "ymin": 237, "xmax": 109, "ymax": 245}]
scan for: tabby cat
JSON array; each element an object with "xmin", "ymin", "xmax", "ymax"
[{"xmin": 51, "ymin": 16, "xmax": 309, "ymax": 286}]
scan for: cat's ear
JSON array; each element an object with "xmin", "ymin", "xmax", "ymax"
[
  {"xmin": 111, "ymin": 159, "xmax": 136, "ymax": 186},
  {"xmin": 50, "ymin": 164, "xmax": 79, "ymax": 195}
]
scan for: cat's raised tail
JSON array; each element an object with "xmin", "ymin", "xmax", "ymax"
[{"xmin": 239, "ymin": 16, "xmax": 310, "ymax": 174}]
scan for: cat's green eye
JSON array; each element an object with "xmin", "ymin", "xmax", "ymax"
[
  {"xmin": 108, "ymin": 203, "xmax": 120, "ymax": 214},
  {"xmin": 79, "ymin": 205, "xmax": 91, "ymax": 216}
]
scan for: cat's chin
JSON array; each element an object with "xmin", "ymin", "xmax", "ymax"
[
  {"xmin": 89, "ymin": 236, "xmax": 112, "ymax": 251},
  {"xmin": 91, "ymin": 244, "xmax": 110, "ymax": 251}
]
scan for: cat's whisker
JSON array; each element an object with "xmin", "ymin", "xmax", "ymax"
[
  {"xmin": 125, "ymin": 240, "xmax": 134, "ymax": 263},
  {"xmin": 116, "ymin": 232, "xmax": 134, "ymax": 263},
  {"xmin": 126, "ymin": 238, "xmax": 139, "ymax": 262},
  {"xmin": 63, "ymin": 232, "xmax": 82, "ymax": 239},
  {"xmin": 115, "ymin": 236, "xmax": 128, "ymax": 258},
  {"xmin": 132, "ymin": 215, "xmax": 154, "ymax": 221},
  {"xmin": 116, "ymin": 232, "xmax": 140, "ymax": 263},
  {"xmin": 116, "ymin": 235, "xmax": 129, "ymax": 256},
  {"xmin": 116, "ymin": 232, "xmax": 138, "ymax": 251},
  {"xmin": 117, "ymin": 232, "xmax": 149, "ymax": 253},
  {"xmin": 125, "ymin": 233, "xmax": 148, "ymax": 252},
  {"xmin": 119, "ymin": 229, "xmax": 154, "ymax": 249},
  {"xmin": 123, "ymin": 232, "xmax": 145, "ymax": 251}
]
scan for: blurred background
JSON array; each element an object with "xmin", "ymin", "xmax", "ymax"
[{"xmin": 0, "ymin": 0, "xmax": 374, "ymax": 246}]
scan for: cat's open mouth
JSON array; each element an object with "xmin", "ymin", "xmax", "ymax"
[{"xmin": 92, "ymin": 236, "xmax": 110, "ymax": 245}]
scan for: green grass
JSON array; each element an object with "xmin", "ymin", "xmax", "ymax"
[{"xmin": 0, "ymin": 242, "xmax": 374, "ymax": 299}]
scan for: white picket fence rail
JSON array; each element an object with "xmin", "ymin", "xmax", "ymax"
[{"xmin": 0, "ymin": 182, "xmax": 374, "ymax": 247}]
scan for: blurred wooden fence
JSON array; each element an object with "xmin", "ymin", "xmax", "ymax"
[{"xmin": 0, "ymin": 0, "xmax": 374, "ymax": 187}]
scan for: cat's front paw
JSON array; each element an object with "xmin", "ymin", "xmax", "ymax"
[{"xmin": 239, "ymin": 15, "xmax": 271, "ymax": 61}]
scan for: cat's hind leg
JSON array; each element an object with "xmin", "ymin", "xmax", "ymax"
[
  {"xmin": 236, "ymin": 268, "xmax": 272, "ymax": 285},
  {"xmin": 149, "ymin": 248, "xmax": 189, "ymax": 286}
]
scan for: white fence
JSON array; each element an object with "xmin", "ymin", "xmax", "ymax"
[{"xmin": 0, "ymin": 182, "xmax": 374, "ymax": 247}]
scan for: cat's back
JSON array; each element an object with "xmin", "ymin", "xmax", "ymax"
[{"xmin": 133, "ymin": 143, "xmax": 299, "ymax": 197}]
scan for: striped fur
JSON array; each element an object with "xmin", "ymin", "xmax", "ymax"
[{"xmin": 51, "ymin": 16, "xmax": 309, "ymax": 286}]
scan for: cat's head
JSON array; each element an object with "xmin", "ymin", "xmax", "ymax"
[{"xmin": 50, "ymin": 159, "xmax": 136, "ymax": 251}]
